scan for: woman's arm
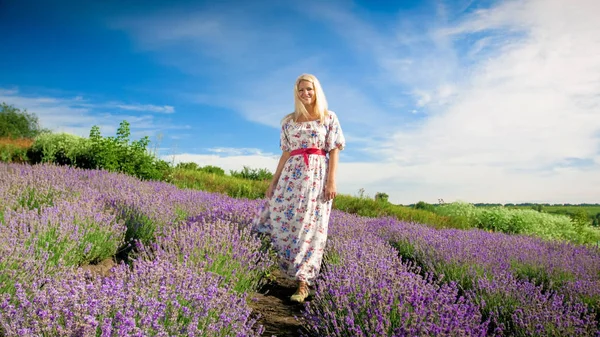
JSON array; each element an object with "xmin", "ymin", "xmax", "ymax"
[
  {"xmin": 324, "ymin": 148, "xmax": 339, "ymax": 201},
  {"xmin": 266, "ymin": 151, "xmax": 291, "ymax": 198}
]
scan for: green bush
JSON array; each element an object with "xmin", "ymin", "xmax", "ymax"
[
  {"xmin": 230, "ymin": 166, "xmax": 273, "ymax": 181},
  {"xmin": 199, "ymin": 165, "xmax": 225, "ymax": 175},
  {"xmin": 434, "ymin": 201, "xmax": 600, "ymax": 244},
  {"xmin": 27, "ymin": 121, "xmax": 171, "ymax": 182},
  {"xmin": 27, "ymin": 133, "xmax": 92, "ymax": 167},
  {"xmin": 172, "ymin": 168, "xmax": 268, "ymax": 200},
  {"xmin": 87, "ymin": 121, "xmax": 171, "ymax": 181},
  {"xmin": 332, "ymin": 194, "xmax": 466, "ymax": 229},
  {"xmin": 176, "ymin": 162, "xmax": 199, "ymax": 170},
  {"xmin": 413, "ymin": 201, "xmax": 436, "ymax": 212}
]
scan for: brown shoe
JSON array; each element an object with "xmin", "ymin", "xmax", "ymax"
[{"xmin": 290, "ymin": 281, "xmax": 309, "ymax": 303}]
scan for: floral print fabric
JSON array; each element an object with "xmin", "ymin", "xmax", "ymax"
[{"xmin": 252, "ymin": 111, "xmax": 345, "ymax": 285}]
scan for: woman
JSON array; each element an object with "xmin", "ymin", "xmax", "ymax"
[{"xmin": 252, "ymin": 73, "xmax": 345, "ymax": 303}]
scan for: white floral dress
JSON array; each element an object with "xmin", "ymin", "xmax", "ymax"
[{"xmin": 252, "ymin": 111, "xmax": 345, "ymax": 285}]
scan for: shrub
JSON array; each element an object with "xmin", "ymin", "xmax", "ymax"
[
  {"xmin": 434, "ymin": 201, "xmax": 600, "ymax": 244},
  {"xmin": 87, "ymin": 121, "xmax": 171, "ymax": 181},
  {"xmin": 27, "ymin": 133, "xmax": 92, "ymax": 167},
  {"xmin": 375, "ymin": 192, "xmax": 389, "ymax": 203},
  {"xmin": 176, "ymin": 161, "xmax": 199, "ymax": 170},
  {"xmin": 230, "ymin": 166, "xmax": 272, "ymax": 181},
  {"xmin": 200, "ymin": 165, "xmax": 225, "ymax": 175}
]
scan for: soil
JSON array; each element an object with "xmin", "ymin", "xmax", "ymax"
[
  {"xmin": 79, "ymin": 257, "xmax": 116, "ymax": 278},
  {"xmin": 248, "ymin": 268, "xmax": 311, "ymax": 337}
]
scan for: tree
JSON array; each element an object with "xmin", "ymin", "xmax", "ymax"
[
  {"xmin": 571, "ymin": 209, "xmax": 590, "ymax": 232},
  {"xmin": 0, "ymin": 102, "xmax": 48, "ymax": 138},
  {"xmin": 176, "ymin": 162, "xmax": 200, "ymax": 170},
  {"xmin": 375, "ymin": 192, "xmax": 389, "ymax": 203},
  {"xmin": 414, "ymin": 201, "xmax": 435, "ymax": 212}
]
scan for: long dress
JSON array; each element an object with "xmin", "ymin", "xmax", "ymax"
[{"xmin": 252, "ymin": 110, "xmax": 346, "ymax": 285}]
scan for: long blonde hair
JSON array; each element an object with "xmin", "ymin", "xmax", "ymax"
[{"xmin": 282, "ymin": 74, "xmax": 329, "ymax": 124}]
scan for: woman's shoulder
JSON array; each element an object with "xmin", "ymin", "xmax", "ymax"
[
  {"xmin": 281, "ymin": 112, "xmax": 295, "ymax": 126},
  {"xmin": 325, "ymin": 110, "xmax": 339, "ymax": 123}
]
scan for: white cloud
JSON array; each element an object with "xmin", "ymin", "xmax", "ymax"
[
  {"xmin": 0, "ymin": 88, "xmax": 183, "ymax": 139},
  {"xmin": 116, "ymin": 104, "xmax": 175, "ymax": 114},
  {"xmin": 165, "ymin": 153, "xmax": 280, "ymax": 174},
  {"xmin": 206, "ymin": 147, "xmax": 271, "ymax": 156},
  {"xmin": 47, "ymin": 0, "xmax": 597, "ymax": 205},
  {"xmin": 164, "ymin": 149, "xmax": 600, "ymax": 205},
  {"xmin": 271, "ymin": 0, "xmax": 600, "ymax": 204}
]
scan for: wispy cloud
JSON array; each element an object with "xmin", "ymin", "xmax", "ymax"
[
  {"xmin": 116, "ymin": 103, "xmax": 175, "ymax": 114},
  {"xmin": 172, "ymin": 0, "xmax": 600, "ymax": 204},
  {"xmin": 114, "ymin": 0, "xmax": 600, "ymax": 203},
  {"xmin": 0, "ymin": 88, "xmax": 185, "ymax": 140},
  {"xmin": 207, "ymin": 147, "xmax": 276, "ymax": 157},
  {"xmin": 314, "ymin": 0, "xmax": 600, "ymax": 202},
  {"xmin": 112, "ymin": 1, "xmax": 401, "ymax": 146}
]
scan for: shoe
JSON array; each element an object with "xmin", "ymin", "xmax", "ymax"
[{"xmin": 290, "ymin": 281, "xmax": 309, "ymax": 303}]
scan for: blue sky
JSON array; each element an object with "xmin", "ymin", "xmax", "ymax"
[{"xmin": 1, "ymin": 0, "xmax": 599, "ymax": 204}]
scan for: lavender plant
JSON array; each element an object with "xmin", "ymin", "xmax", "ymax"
[
  {"xmin": 375, "ymin": 217, "xmax": 600, "ymax": 335},
  {"xmin": 134, "ymin": 217, "xmax": 273, "ymax": 294},
  {"xmin": 0, "ymin": 257, "xmax": 265, "ymax": 336},
  {"xmin": 302, "ymin": 212, "xmax": 490, "ymax": 336}
]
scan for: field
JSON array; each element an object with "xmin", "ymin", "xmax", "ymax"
[{"xmin": 1, "ymin": 162, "xmax": 599, "ymax": 336}]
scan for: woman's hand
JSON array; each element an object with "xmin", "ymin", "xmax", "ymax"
[
  {"xmin": 324, "ymin": 180, "xmax": 337, "ymax": 201},
  {"xmin": 266, "ymin": 182, "xmax": 277, "ymax": 199}
]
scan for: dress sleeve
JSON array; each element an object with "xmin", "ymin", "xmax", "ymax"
[
  {"xmin": 325, "ymin": 111, "xmax": 346, "ymax": 152},
  {"xmin": 280, "ymin": 122, "xmax": 291, "ymax": 152}
]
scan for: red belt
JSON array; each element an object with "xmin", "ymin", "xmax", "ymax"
[{"xmin": 290, "ymin": 148, "xmax": 327, "ymax": 167}]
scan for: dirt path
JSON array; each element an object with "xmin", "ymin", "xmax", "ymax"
[
  {"xmin": 79, "ymin": 259, "xmax": 311, "ymax": 336},
  {"xmin": 248, "ymin": 268, "xmax": 310, "ymax": 337}
]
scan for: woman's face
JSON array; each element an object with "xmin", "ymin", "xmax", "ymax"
[{"xmin": 297, "ymin": 80, "xmax": 315, "ymax": 106}]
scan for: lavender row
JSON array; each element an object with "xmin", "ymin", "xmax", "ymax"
[
  {"xmin": 301, "ymin": 211, "xmax": 490, "ymax": 336},
  {"xmin": 0, "ymin": 163, "xmax": 273, "ymax": 335},
  {"xmin": 370, "ymin": 217, "xmax": 600, "ymax": 335},
  {"xmin": 0, "ymin": 256, "xmax": 264, "ymax": 336}
]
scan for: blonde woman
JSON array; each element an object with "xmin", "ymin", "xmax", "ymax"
[{"xmin": 252, "ymin": 73, "xmax": 346, "ymax": 303}]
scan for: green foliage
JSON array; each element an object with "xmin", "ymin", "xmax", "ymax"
[
  {"xmin": 27, "ymin": 133, "xmax": 92, "ymax": 167},
  {"xmin": 0, "ymin": 102, "xmax": 49, "ymax": 139},
  {"xmin": 229, "ymin": 166, "xmax": 273, "ymax": 181},
  {"xmin": 176, "ymin": 162, "xmax": 226, "ymax": 176},
  {"xmin": 0, "ymin": 138, "xmax": 32, "ymax": 163},
  {"xmin": 200, "ymin": 165, "xmax": 225, "ymax": 175},
  {"xmin": 374, "ymin": 192, "xmax": 389, "ymax": 203},
  {"xmin": 17, "ymin": 187, "xmax": 57, "ymax": 211},
  {"xmin": 434, "ymin": 201, "xmax": 600, "ymax": 245},
  {"xmin": 571, "ymin": 209, "xmax": 591, "ymax": 228},
  {"xmin": 0, "ymin": 145, "xmax": 28, "ymax": 163},
  {"xmin": 333, "ymin": 194, "xmax": 466, "ymax": 229},
  {"xmin": 176, "ymin": 161, "xmax": 199, "ymax": 170},
  {"xmin": 88, "ymin": 121, "xmax": 170, "ymax": 181},
  {"xmin": 36, "ymin": 222, "xmax": 120, "ymax": 268},
  {"xmin": 116, "ymin": 205, "xmax": 157, "ymax": 247},
  {"xmin": 414, "ymin": 201, "xmax": 436, "ymax": 212},
  {"xmin": 172, "ymin": 168, "xmax": 268, "ymax": 200},
  {"xmin": 27, "ymin": 121, "xmax": 172, "ymax": 181},
  {"xmin": 510, "ymin": 260, "xmax": 574, "ymax": 293}
]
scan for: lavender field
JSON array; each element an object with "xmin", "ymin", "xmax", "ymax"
[{"xmin": 0, "ymin": 162, "xmax": 599, "ymax": 336}]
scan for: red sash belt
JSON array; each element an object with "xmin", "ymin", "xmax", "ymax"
[{"xmin": 290, "ymin": 148, "xmax": 327, "ymax": 167}]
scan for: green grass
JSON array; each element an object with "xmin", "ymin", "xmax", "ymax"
[{"xmin": 171, "ymin": 168, "xmax": 269, "ymax": 200}]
